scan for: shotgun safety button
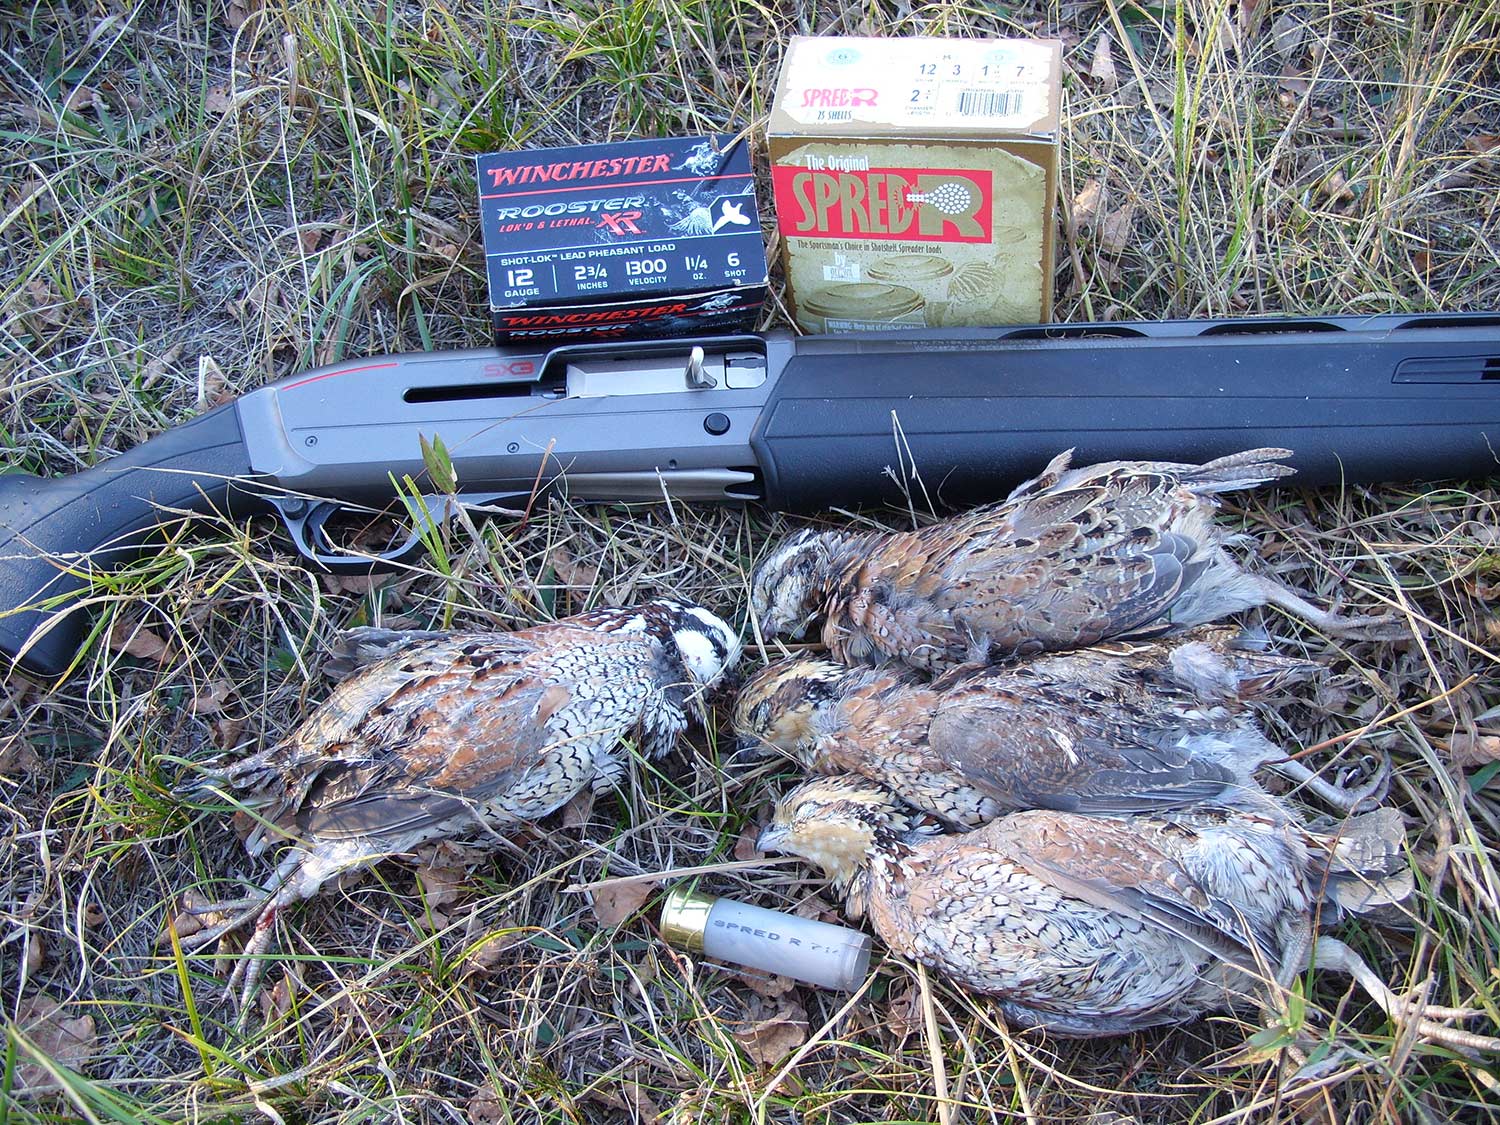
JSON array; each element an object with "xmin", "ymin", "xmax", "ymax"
[{"xmin": 703, "ymin": 412, "xmax": 731, "ymax": 436}]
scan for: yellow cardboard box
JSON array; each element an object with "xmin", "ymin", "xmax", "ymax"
[{"xmin": 769, "ymin": 36, "xmax": 1061, "ymax": 331}]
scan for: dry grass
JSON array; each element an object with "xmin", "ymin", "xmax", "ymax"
[{"xmin": 3, "ymin": 1, "xmax": 1499, "ymax": 1122}]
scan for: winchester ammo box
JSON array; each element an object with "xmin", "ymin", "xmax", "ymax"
[
  {"xmin": 769, "ymin": 36, "xmax": 1061, "ymax": 332},
  {"xmin": 476, "ymin": 135, "xmax": 767, "ymax": 342}
]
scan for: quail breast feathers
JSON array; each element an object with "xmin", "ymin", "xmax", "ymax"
[
  {"xmin": 176, "ymin": 599, "xmax": 739, "ymax": 1006},
  {"xmin": 733, "ymin": 628, "xmax": 1388, "ymax": 825},
  {"xmin": 750, "ymin": 448, "xmax": 1404, "ymax": 672},
  {"xmin": 757, "ymin": 776, "xmax": 1494, "ymax": 1047}
]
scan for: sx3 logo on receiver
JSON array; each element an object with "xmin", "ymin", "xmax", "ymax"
[{"xmin": 598, "ymin": 211, "xmax": 644, "ymax": 236}]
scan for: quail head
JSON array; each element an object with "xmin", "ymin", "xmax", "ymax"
[
  {"xmin": 757, "ymin": 776, "xmax": 1494, "ymax": 1047},
  {"xmin": 174, "ymin": 599, "xmax": 739, "ymax": 1007},
  {"xmin": 733, "ymin": 628, "xmax": 1388, "ymax": 825},
  {"xmin": 750, "ymin": 448, "xmax": 1405, "ymax": 672}
]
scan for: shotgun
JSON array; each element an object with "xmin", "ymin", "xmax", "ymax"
[{"xmin": 3, "ymin": 311, "xmax": 1498, "ymax": 676}]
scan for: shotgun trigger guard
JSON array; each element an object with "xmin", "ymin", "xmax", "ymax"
[
  {"xmin": 268, "ymin": 496, "xmax": 424, "ymax": 574},
  {"xmin": 268, "ymin": 493, "xmax": 533, "ymax": 574}
]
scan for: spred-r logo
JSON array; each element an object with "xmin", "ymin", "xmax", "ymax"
[
  {"xmin": 799, "ymin": 87, "xmax": 878, "ymax": 108},
  {"xmin": 598, "ymin": 211, "xmax": 644, "ymax": 236}
]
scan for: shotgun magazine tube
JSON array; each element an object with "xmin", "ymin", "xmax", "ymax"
[{"xmin": 660, "ymin": 886, "xmax": 872, "ymax": 990}]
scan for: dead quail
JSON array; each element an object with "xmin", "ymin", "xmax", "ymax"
[
  {"xmin": 756, "ymin": 776, "xmax": 1493, "ymax": 1047},
  {"xmin": 175, "ymin": 599, "xmax": 739, "ymax": 1006},
  {"xmin": 733, "ymin": 628, "xmax": 1389, "ymax": 825},
  {"xmin": 751, "ymin": 448, "xmax": 1404, "ymax": 672}
]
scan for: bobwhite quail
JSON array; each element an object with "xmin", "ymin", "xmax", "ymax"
[
  {"xmin": 750, "ymin": 448, "xmax": 1403, "ymax": 672},
  {"xmin": 733, "ymin": 628, "xmax": 1388, "ymax": 825},
  {"xmin": 756, "ymin": 776, "xmax": 1493, "ymax": 1047},
  {"xmin": 176, "ymin": 599, "xmax": 739, "ymax": 1006}
]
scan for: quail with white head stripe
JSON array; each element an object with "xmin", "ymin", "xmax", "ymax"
[{"xmin": 174, "ymin": 599, "xmax": 739, "ymax": 1008}]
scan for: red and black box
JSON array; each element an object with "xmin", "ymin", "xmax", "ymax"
[{"xmin": 476, "ymin": 134, "xmax": 768, "ymax": 342}]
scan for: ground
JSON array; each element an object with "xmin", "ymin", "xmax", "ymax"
[{"xmin": 2, "ymin": 1, "xmax": 1499, "ymax": 1123}]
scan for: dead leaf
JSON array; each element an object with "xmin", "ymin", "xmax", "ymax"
[
  {"xmin": 24, "ymin": 928, "xmax": 46, "ymax": 974},
  {"xmin": 257, "ymin": 968, "xmax": 296, "ymax": 1023},
  {"xmin": 140, "ymin": 342, "xmax": 185, "ymax": 388},
  {"xmin": 205, "ymin": 84, "xmax": 235, "ymax": 113},
  {"xmin": 1278, "ymin": 65, "xmax": 1311, "ymax": 96},
  {"xmin": 1313, "ymin": 680, "xmax": 1351, "ymax": 713},
  {"xmin": 64, "ymin": 85, "xmax": 98, "ymax": 113},
  {"xmin": 1089, "ymin": 33, "xmax": 1118, "ymax": 91},
  {"xmin": 602, "ymin": 562, "xmax": 645, "ymax": 607},
  {"xmin": 1237, "ymin": 0, "xmax": 1267, "ymax": 40},
  {"xmin": 108, "ymin": 619, "xmax": 175, "ymax": 663},
  {"xmin": 416, "ymin": 863, "xmax": 466, "ymax": 911},
  {"xmin": 1145, "ymin": 78, "xmax": 1176, "ymax": 109},
  {"xmin": 319, "ymin": 573, "xmax": 387, "ymax": 596},
  {"xmin": 230, "ymin": 809, "xmax": 258, "ymax": 843},
  {"xmin": 1098, "ymin": 202, "xmax": 1137, "ymax": 255},
  {"xmin": 0, "ymin": 739, "xmax": 43, "ymax": 777},
  {"xmin": 1464, "ymin": 134, "xmax": 1500, "ymax": 159},
  {"xmin": 466, "ymin": 1089, "xmax": 506, "ymax": 1125},
  {"xmin": 297, "ymin": 225, "xmax": 323, "ymax": 253},
  {"xmin": 160, "ymin": 903, "xmax": 206, "ymax": 943},
  {"xmin": 550, "ymin": 545, "xmax": 600, "ymax": 589},
  {"xmin": 1071, "ymin": 178, "xmax": 1105, "ymax": 232},
  {"xmin": 1320, "ymin": 170, "xmax": 1356, "ymax": 203},
  {"xmin": 198, "ymin": 355, "xmax": 230, "ymax": 409},
  {"xmin": 81, "ymin": 902, "xmax": 105, "ymax": 930},
  {"xmin": 1270, "ymin": 13, "xmax": 1306, "ymax": 61},
  {"xmin": 463, "ymin": 927, "xmax": 527, "ymax": 975},
  {"xmin": 1412, "ymin": 250, "xmax": 1432, "ymax": 279},
  {"xmin": 885, "ymin": 978, "xmax": 922, "ymax": 1042},
  {"xmin": 14, "ymin": 995, "xmax": 96, "ymax": 1091},
  {"xmin": 560, "ymin": 787, "xmax": 595, "ymax": 829},
  {"xmin": 587, "ymin": 1081, "xmax": 662, "ymax": 1122},
  {"xmin": 1067, "ymin": 255, "xmax": 1122, "ymax": 299},
  {"xmin": 236, "ymin": 275, "xmax": 285, "ymax": 324},
  {"xmin": 732, "ymin": 967, "xmax": 798, "ymax": 998},
  {"xmin": 189, "ymin": 680, "xmax": 234, "ymax": 716},
  {"xmin": 590, "ymin": 878, "xmax": 656, "ymax": 926},
  {"xmin": 733, "ymin": 823, "xmax": 762, "ymax": 862},
  {"xmin": 24, "ymin": 277, "xmax": 66, "ymax": 326},
  {"xmin": 213, "ymin": 716, "xmax": 247, "ymax": 752},
  {"xmin": 1447, "ymin": 732, "xmax": 1500, "ymax": 769},
  {"xmin": 791, "ymin": 893, "xmax": 842, "ymax": 925},
  {"xmin": 733, "ymin": 998, "xmax": 809, "ymax": 1067},
  {"xmin": 413, "ymin": 845, "xmax": 470, "ymax": 929}
]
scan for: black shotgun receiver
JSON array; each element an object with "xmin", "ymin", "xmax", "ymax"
[{"xmin": 3, "ymin": 311, "xmax": 1498, "ymax": 676}]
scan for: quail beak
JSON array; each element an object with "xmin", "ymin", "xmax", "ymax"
[
  {"xmin": 755, "ymin": 822, "xmax": 787, "ymax": 854},
  {"xmin": 707, "ymin": 667, "xmax": 745, "ymax": 710}
]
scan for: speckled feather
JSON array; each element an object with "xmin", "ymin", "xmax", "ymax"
[
  {"xmin": 241, "ymin": 625, "xmax": 672, "ymax": 848},
  {"xmin": 758, "ymin": 777, "xmax": 1338, "ymax": 1036},
  {"xmin": 180, "ymin": 599, "xmax": 740, "ymax": 1007},
  {"xmin": 751, "ymin": 449, "xmax": 1399, "ymax": 672},
  {"xmin": 735, "ymin": 630, "xmax": 1386, "ymax": 825}
]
